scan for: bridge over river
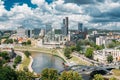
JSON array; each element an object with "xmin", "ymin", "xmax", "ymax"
[{"xmin": 59, "ymin": 64, "xmax": 120, "ymax": 80}]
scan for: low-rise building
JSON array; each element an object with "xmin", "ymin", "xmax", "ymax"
[{"xmin": 94, "ymin": 49, "xmax": 120, "ymax": 63}]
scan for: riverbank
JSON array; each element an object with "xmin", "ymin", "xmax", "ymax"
[
  {"xmin": 28, "ymin": 56, "xmax": 33, "ymax": 72},
  {"xmin": 15, "ymin": 50, "xmax": 67, "ymax": 74},
  {"xmin": 15, "ymin": 51, "xmax": 30, "ymax": 71}
]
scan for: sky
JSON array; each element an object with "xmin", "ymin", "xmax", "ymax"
[{"xmin": 0, "ymin": 0, "xmax": 120, "ymax": 30}]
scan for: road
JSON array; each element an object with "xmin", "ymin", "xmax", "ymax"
[{"xmin": 73, "ymin": 52, "xmax": 100, "ymax": 66}]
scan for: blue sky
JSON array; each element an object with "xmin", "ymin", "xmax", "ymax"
[
  {"xmin": 3, "ymin": 0, "xmax": 53, "ymax": 10},
  {"xmin": 0, "ymin": 0, "xmax": 120, "ymax": 30}
]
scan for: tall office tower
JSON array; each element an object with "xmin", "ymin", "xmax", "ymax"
[
  {"xmin": 45, "ymin": 24, "xmax": 52, "ymax": 34},
  {"xmin": 33, "ymin": 28, "xmax": 41, "ymax": 37},
  {"xmin": 17, "ymin": 26, "xmax": 26, "ymax": 38},
  {"xmin": 63, "ymin": 19, "xmax": 66, "ymax": 25},
  {"xmin": 65, "ymin": 17, "xmax": 69, "ymax": 35},
  {"xmin": 78, "ymin": 23, "xmax": 83, "ymax": 32},
  {"xmin": 62, "ymin": 17, "xmax": 69, "ymax": 36},
  {"xmin": 84, "ymin": 27, "xmax": 88, "ymax": 33},
  {"xmin": 25, "ymin": 29, "xmax": 33, "ymax": 38}
]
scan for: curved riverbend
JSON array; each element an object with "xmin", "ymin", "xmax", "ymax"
[
  {"xmin": 31, "ymin": 53, "xmax": 65, "ymax": 73},
  {"xmin": 28, "ymin": 56, "xmax": 33, "ymax": 72}
]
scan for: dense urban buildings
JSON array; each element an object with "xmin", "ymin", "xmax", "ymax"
[
  {"xmin": 1, "ymin": 17, "xmax": 120, "ymax": 80},
  {"xmin": 94, "ymin": 49, "xmax": 120, "ymax": 63}
]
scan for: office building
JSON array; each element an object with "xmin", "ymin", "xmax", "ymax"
[
  {"xmin": 65, "ymin": 17, "xmax": 69, "ymax": 35},
  {"xmin": 25, "ymin": 29, "xmax": 33, "ymax": 38},
  {"xmin": 78, "ymin": 23, "xmax": 83, "ymax": 32},
  {"xmin": 33, "ymin": 28, "xmax": 41, "ymax": 37},
  {"xmin": 17, "ymin": 26, "xmax": 26, "ymax": 38},
  {"xmin": 45, "ymin": 24, "xmax": 52, "ymax": 34},
  {"xmin": 61, "ymin": 17, "xmax": 69, "ymax": 36}
]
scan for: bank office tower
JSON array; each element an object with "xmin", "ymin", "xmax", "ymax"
[
  {"xmin": 62, "ymin": 17, "xmax": 69, "ymax": 36},
  {"xmin": 78, "ymin": 23, "xmax": 83, "ymax": 32}
]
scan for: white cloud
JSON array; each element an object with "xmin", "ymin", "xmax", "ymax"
[
  {"xmin": 0, "ymin": 0, "xmax": 7, "ymax": 16},
  {"xmin": 31, "ymin": 0, "xmax": 45, "ymax": 6},
  {"xmin": 0, "ymin": 0, "xmax": 120, "ymax": 30}
]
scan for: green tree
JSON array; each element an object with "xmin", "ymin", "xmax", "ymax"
[
  {"xmin": 24, "ymin": 51, "xmax": 31, "ymax": 58},
  {"xmin": 14, "ymin": 55, "xmax": 22, "ymax": 64},
  {"xmin": 0, "ymin": 59, "xmax": 5, "ymax": 67},
  {"xmin": 0, "ymin": 66, "xmax": 17, "ymax": 80},
  {"xmin": 70, "ymin": 45, "xmax": 76, "ymax": 52},
  {"xmin": 93, "ymin": 74, "xmax": 104, "ymax": 80},
  {"xmin": 107, "ymin": 55, "xmax": 113, "ymax": 63},
  {"xmin": 59, "ymin": 71, "xmax": 82, "ymax": 80},
  {"xmin": 22, "ymin": 42, "xmax": 27, "ymax": 46},
  {"xmin": 0, "ymin": 51, "xmax": 10, "ymax": 62},
  {"xmin": 26, "ymin": 40, "xmax": 31, "ymax": 45},
  {"xmin": 107, "ymin": 42, "xmax": 116, "ymax": 48},
  {"xmin": 64, "ymin": 47, "xmax": 71, "ymax": 59},
  {"xmin": 14, "ymin": 39, "xmax": 18, "ymax": 43},
  {"xmin": 95, "ymin": 45, "xmax": 104, "ymax": 50},
  {"xmin": 85, "ymin": 47, "xmax": 94, "ymax": 59},
  {"xmin": 4, "ymin": 39, "xmax": 13, "ymax": 44},
  {"xmin": 41, "ymin": 68, "xmax": 58, "ymax": 80},
  {"xmin": 16, "ymin": 71, "xmax": 35, "ymax": 80},
  {"xmin": 109, "ymin": 77, "xmax": 117, "ymax": 80},
  {"xmin": 76, "ymin": 41, "xmax": 82, "ymax": 52}
]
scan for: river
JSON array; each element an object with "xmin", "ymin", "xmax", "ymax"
[{"xmin": 32, "ymin": 53, "xmax": 65, "ymax": 73}]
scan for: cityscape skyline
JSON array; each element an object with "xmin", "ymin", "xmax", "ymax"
[
  {"xmin": 1, "ymin": 1, "xmax": 120, "ymax": 79},
  {"xmin": 0, "ymin": 0, "xmax": 120, "ymax": 30}
]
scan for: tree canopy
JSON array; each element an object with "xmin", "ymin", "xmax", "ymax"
[
  {"xmin": 85, "ymin": 47, "xmax": 94, "ymax": 59},
  {"xmin": 107, "ymin": 55, "xmax": 113, "ymax": 63},
  {"xmin": 64, "ymin": 47, "xmax": 72, "ymax": 59},
  {"xmin": 93, "ymin": 74, "xmax": 104, "ymax": 80},
  {"xmin": 14, "ymin": 55, "xmax": 22, "ymax": 64},
  {"xmin": 24, "ymin": 51, "xmax": 31, "ymax": 58},
  {"xmin": 0, "ymin": 66, "xmax": 17, "ymax": 80},
  {"xmin": 59, "ymin": 71, "xmax": 82, "ymax": 80},
  {"xmin": 41, "ymin": 68, "xmax": 58, "ymax": 80}
]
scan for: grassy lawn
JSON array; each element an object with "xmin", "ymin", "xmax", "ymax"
[
  {"xmin": 58, "ymin": 49, "xmax": 92, "ymax": 66},
  {"xmin": 112, "ymin": 69, "xmax": 120, "ymax": 76},
  {"xmin": 15, "ymin": 46, "xmax": 58, "ymax": 55},
  {"xmin": 68, "ymin": 54, "xmax": 92, "ymax": 66},
  {"xmin": 19, "ymin": 55, "xmax": 30, "ymax": 70}
]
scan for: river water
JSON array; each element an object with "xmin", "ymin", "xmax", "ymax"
[{"xmin": 32, "ymin": 53, "xmax": 65, "ymax": 73}]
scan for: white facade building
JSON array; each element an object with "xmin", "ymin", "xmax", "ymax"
[
  {"xmin": 39, "ymin": 29, "xmax": 45, "ymax": 37},
  {"xmin": 96, "ymin": 36, "xmax": 106, "ymax": 45},
  {"xmin": 94, "ymin": 49, "xmax": 120, "ymax": 63}
]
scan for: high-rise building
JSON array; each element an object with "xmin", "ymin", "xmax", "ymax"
[
  {"xmin": 65, "ymin": 17, "xmax": 69, "ymax": 35},
  {"xmin": 25, "ymin": 29, "xmax": 33, "ymax": 38},
  {"xmin": 84, "ymin": 27, "xmax": 88, "ymax": 34},
  {"xmin": 63, "ymin": 19, "xmax": 66, "ymax": 25},
  {"xmin": 45, "ymin": 24, "xmax": 52, "ymax": 34},
  {"xmin": 78, "ymin": 23, "xmax": 83, "ymax": 32},
  {"xmin": 61, "ymin": 17, "xmax": 69, "ymax": 36},
  {"xmin": 17, "ymin": 26, "xmax": 26, "ymax": 38},
  {"xmin": 33, "ymin": 28, "xmax": 41, "ymax": 37}
]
